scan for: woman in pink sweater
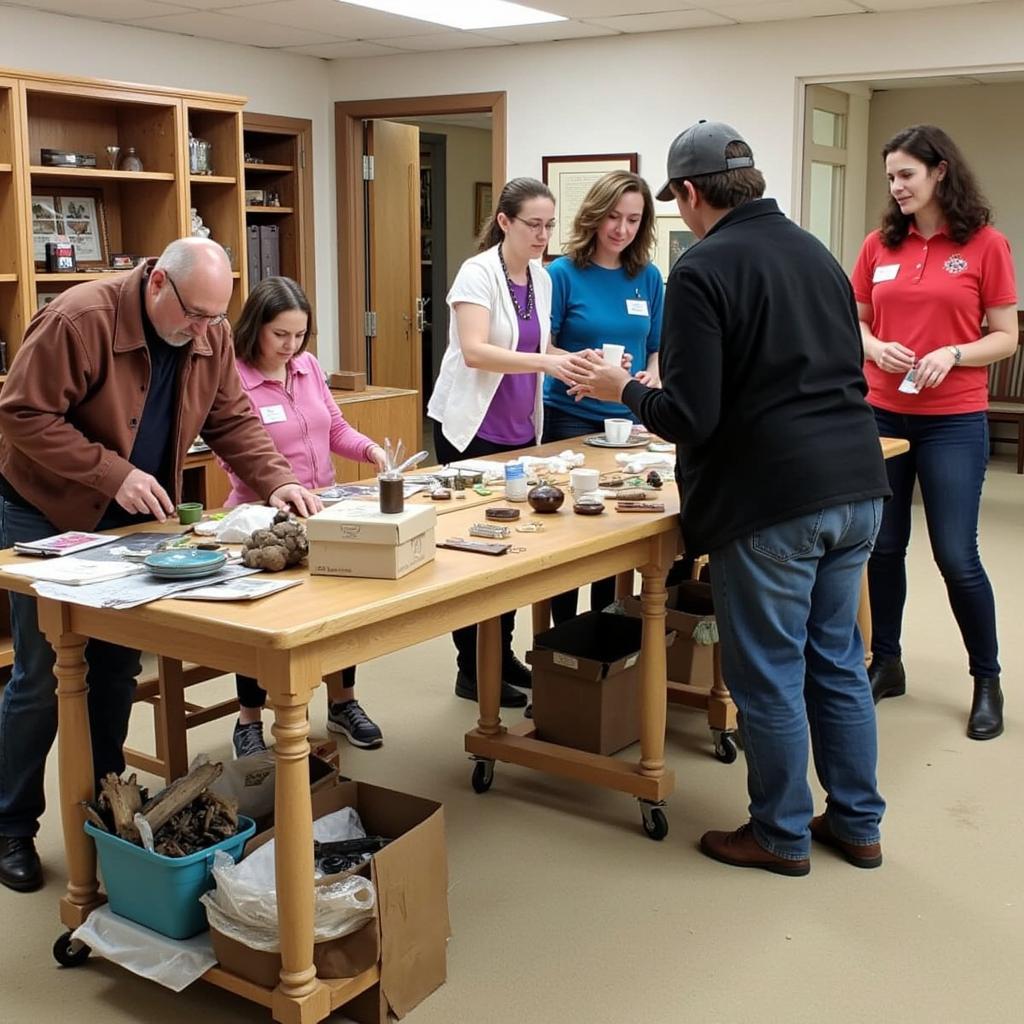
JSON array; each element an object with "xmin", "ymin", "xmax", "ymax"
[{"xmin": 223, "ymin": 277, "xmax": 387, "ymax": 756}]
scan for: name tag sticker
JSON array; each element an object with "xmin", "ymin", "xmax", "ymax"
[
  {"xmin": 625, "ymin": 299, "xmax": 649, "ymax": 316},
  {"xmin": 873, "ymin": 264, "xmax": 900, "ymax": 283},
  {"xmin": 260, "ymin": 404, "xmax": 287, "ymax": 424}
]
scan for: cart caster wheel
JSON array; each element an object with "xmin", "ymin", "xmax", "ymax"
[
  {"xmin": 640, "ymin": 802, "xmax": 669, "ymax": 841},
  {"xmin": 471, "ymin": 759, "xmax": 494, "ymax": 794},
  {"xmin": 713, "ymin": 731, "xmax": 738, "ymax": 764},
  {"xmin": 53, "ymin": 930, "xmax": 90, "ymax": 968}
]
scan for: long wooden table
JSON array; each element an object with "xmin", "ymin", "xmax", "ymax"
[{"xmin": 0, "ymin": 434, "xmax": 907, "ymax": 1024}]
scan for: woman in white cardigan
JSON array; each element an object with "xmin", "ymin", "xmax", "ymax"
[{"xmin": 428, "ymin": 177, "xmax": 590, "ymax": 708}]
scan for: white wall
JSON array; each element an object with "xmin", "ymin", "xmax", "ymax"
[
  {"xmin": 328, "ymin": 2, "xmax": 1024, "ymax": 253},
  {"xmin": 866, "ymin": 81, "xmax": 1024, "ymax": 294},
  {"xmin": 0, "ymin": 7, "xmax": 337, "ymax": 363}
]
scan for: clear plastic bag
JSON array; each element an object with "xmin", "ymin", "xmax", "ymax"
[{"xmin": 208, "ymin": 504, "xmax": 278, "ymax": 543}]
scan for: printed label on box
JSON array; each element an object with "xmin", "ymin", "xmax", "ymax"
[
  {"xmin": 553, "ymin": 652, "xmax": 579, "ymax": 670},
  {"xmin": 623, "ymin": 654, "xmax": 639, "ymax": 669}
]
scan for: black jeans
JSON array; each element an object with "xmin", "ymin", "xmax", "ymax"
[
  {"xmin": 869, "ymin": 409, "xmax": 998, "ymax": 678},
  {"xmin": 236, "ymin": 666, "xmax": 356, "ymax": 709},
  {"xmin": 432, "ymin": 421, "xmax": 528, "ymax": 678},
  {"xmin": 542, "ymin": 405, "xmax": 616, "ymax": 625}
]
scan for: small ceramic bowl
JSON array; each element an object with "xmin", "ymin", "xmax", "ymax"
[
  {"xmin": 176, "ymin": 502, "xmax": 204, "ymax": 525},
  {"xmin": 573, "ymin": 495, "xmax": 605, "ymax": 516}
]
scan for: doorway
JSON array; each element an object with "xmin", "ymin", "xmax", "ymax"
[{"xmin": 333, "ymin": 92, "xmax": 507, "ymax": 418}]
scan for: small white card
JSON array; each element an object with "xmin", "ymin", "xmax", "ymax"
[
  {"xmin": 625, "ymin": 299, "xmax": 649, "ymax": 316},
  {"xmin": 898, "ymin": 369, "xmax": 920, "ymax": 395},
  {"xmin": 873, "ymin": 264, "xmax": 900, "ymax": 283},
  {"xmin": 260, "ymin": 404, "xmax": 287, "ymax": 424}
]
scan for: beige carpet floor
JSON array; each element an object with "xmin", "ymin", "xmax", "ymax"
[{"xmin": 2, "ymin": 455, "xmax": 1022, "ymax": 1024}]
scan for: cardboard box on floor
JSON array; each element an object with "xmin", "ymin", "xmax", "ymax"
[
  {"xmin": 209, "ymin": 776, "xmax": 449, "ymax": 1021},
  {"xmin": 307, "ymin": 501, "xmax": 436, "ymax": 580},
  {"xmin": 528, "ymin": 611, "xmax": 676, "ymax": 755},
  {"xmin": 622, "ymin": 583, "xmax": 715, "ymax": 689}
]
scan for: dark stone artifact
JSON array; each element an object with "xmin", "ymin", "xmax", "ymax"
[
  {"xmin": 527, "ymin": 483, "xmax": 565, "ymax": 513},
  {"xmin": 485, "ymin": 507, "xmax": 520, "ymax": 521},
  {"xmin": 646, "ymin": 470, "xmax": 663, "ymax": 489},
  {"xmin": 573, "ymin": 496, "xmax": 605, "ymax": 515}
]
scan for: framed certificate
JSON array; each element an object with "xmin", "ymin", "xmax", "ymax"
[{"xmin": 541, "ymin": 153, "xmax": 638, "ymax": 259}]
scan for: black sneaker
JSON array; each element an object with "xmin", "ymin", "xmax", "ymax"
[
  {"xmin": 328, "ymin": 700, "xmax": 383, "ymax": 749},
  {"xmin": 503, "ymin": 654, "xmax": 532, "ymax": 690},
  {"xmin": 232, "ymin": 719, "xmax": 268, "ymax": 759},
  {"xmin": 455, "ymin": 670, "xmax": 528, "ymax": 708}
]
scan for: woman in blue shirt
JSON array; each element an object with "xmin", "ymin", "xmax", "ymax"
[{"xmin": 543, "ymin": 171, "xmax": 664, "ymax": 623}]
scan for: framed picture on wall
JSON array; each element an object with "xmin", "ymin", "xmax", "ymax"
[
  {"xmin": 32, "ymin": 191, "xmax": 108, "ymax": 268},
  {"xmin": 541, "ymin": 152, "xmax": 638, "ymax": 259},
  {"xmin": 654, "ymin": 215, "xmax": 695, "ymax": 281},
  {"xmin": 474, "ymin": 181, "xmax": 492, "ymax": 237}
]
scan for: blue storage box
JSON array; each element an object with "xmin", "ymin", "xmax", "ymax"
[{"xmin": 85, "ymin": 815, "xmax": 256, "ymax": 939}]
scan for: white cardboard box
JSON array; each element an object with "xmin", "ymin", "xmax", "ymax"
[{"xmin": 307, "ymin": 501, "xmax": 436, "ymax": 580}]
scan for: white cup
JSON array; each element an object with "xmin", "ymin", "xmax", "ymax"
[
  {"xmin": 602, "ymin": 343, "xmax": 625, "ymax": 368},
  {"xmin": 569, "ymin": 467, "xmax": 600, "ymax": 496},
  {"xmin": 604, "ymin": 418, "xmax": 632, "ymax": 444}
]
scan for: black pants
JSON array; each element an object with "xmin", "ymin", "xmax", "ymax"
[
  {"xmin": 236, "ymin": 666, "xmax": 356, "ymax": 709},
  {"xmin": 433, "ymin": 421, "xmax": 530, "ymax": 679}
]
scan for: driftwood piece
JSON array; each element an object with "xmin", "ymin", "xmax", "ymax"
[
  {"xmin": 80, "ymin": 801, "xmax": 109, "ymax": 833},
  {"xmin": 139, "ymin": 761, "xmax": 223, "ymax": 835},
  {"xmin": 99, "ymin": 772, "xmax": 143, "ymax": 842}
]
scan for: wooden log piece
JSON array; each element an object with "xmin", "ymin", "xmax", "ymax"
[{"xmin": 139, "ymin": 761, "xmax": 223, "ymax": 835}]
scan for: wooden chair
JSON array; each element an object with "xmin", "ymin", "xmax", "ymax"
[
  {"xmin": 988, "ymin": 338, "xmax": 1024, "ymax": 474},
  {"xmin": 124, "ymin": 659, "xmax": 236, "ymax": 783}
]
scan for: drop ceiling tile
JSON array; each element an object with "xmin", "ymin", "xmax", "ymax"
[
  {"xmin": 372, "ymin": 30, "xmax": 514, "ymax": 52},
  {"xmin": 480, "ymin": 19, "xmax": 619, "ymax": 41},
  {"xmin": 705, "ymin": 0, "xmax": 863, "ymax": 21},
  {"xmin": 4, "ymin": 0, "xmax": 193, "ymax": 17},
  {"xmin": 861, "ymin": 0, "xmax": 989, "ymax": 9},
  {"xmin": 283, "ymin": 38, "xmax": 406, "ymax": 58},
  {"xmin": 585, "ymin": 9, "xmax": 735, "ymax": 31},
  {"xmin": 125, "ymin": 10, "xmax": 344, "ymax": 46},
  {"xmin": 535, "ymin": 1, "xmax": 688, "ymax": 15},
  {"xmin": 222, "ymin": 0, "xmax": 439, "ymax": 37}
]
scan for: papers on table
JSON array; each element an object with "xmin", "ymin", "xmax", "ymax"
[
  {"xmin": 13, "ymin": 531, "xmax": 115, "ymax": 557},
  {"xmin": 1, "ymin": 559, "xmax": 143, "ymax": 586},
  {"xmin": 171, "ymin": 577, "xmax": 302, "ymax": 601}
]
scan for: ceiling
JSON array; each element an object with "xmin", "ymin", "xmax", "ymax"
[{"xmin": 0, "ymin": 0, "xmax": 999, "ymax": 61}]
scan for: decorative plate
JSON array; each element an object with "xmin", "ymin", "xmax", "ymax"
[
  {"xmin": 143, "ymin": 549, "xmax": 227, "ymax": 579},
  {"xmin": 584, "ymin": 435, "xmax": 651, "ymax": 449}
]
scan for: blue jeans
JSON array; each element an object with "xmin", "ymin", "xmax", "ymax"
[
  {"xmin": 708, "ymin": 499, "xmax": 885, "ymax": 859},
  {"xmin": 0, "ymin": 498, "xmax": 141, "ymax": 838},
  {"xmin": 869, "ymin": 409, "xmax": 997, "ymax": 678}
]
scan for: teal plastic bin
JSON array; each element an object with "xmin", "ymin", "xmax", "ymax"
[{"xmin": 85, "ymin": 815, "xmax": 256, "ymax": 939}]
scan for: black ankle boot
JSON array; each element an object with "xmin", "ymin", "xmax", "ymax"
[
  {"xmin": 967, "ymin": 677, "xmax": 1003, "ymax": 740},
  {"xmin": 869, "ymin": 656, "xmax": 906, "ymax": 704}
]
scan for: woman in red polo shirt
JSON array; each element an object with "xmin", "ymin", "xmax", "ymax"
[{"xmin": 852, "ymin": 124, "xmax": 1018, "ymax": 741}]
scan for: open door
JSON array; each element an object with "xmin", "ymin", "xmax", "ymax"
[{"xmin": 366, "ymin": 120, "xmax": 422, "ymax": 407}]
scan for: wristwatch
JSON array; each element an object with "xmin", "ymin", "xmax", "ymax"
[{"xmin": 948, "ymin": 345, "xmax": 962, "ymax": 365}]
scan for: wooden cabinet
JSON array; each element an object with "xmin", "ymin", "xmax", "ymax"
[
  {"xmin": 0, "ymin": 68, "xmax": 249, "ymax": 372},
  {"xmin": 242, "ymin": 112, "xmax": 315, "ymax": 323}
]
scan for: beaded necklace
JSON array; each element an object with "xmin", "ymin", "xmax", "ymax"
[{"xmin": 497, "ymin": 243, "xmax": 534, "ymax": 321}]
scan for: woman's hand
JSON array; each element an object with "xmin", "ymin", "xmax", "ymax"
[
  {"xmin": 871, "ymin": 340, "xmax": 916, "ymax": 374},
  {"xmin": 634, "ymin": 369, "xmax": 660, "ymax": 389},
  {"xmin": 914, "ymin": 346, "xmax": 957, "ymax": 389},
  {"xmin": 546, "ymin": 350, "xmax": 596, "ymax": 387},
  {"xmin": 367, "ymin": 444, "xmax": 388, "ymax": 473}
]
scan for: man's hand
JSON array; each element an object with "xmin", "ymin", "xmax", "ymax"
[
  {"xmin": 115, "ymin": 468, "xmax": 175, "ymax": 521},
  {"xmin": 567, "ymin": 349, "xmax": 633, "ymax": 403},
  {"xmin": 269, "ymin": 483, "xmax": 323, "ymax": 517}
]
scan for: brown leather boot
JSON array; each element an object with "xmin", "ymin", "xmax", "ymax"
[
  {"xmin": 967, "ymin": 677, "xmax": 1003, "ymax": 740},
  {"xmin": 699, "ymin": 823, "xmax": 810, "ymax": 876},
  {"xmin": 810, "ymin": 815, "xmax": 882, "ymax": 868}
]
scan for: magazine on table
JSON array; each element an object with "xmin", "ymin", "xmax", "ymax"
[
  {"xmin": 172, "ymin": 577, "xmax": 303, "ymax": 601},
  {"xmin": 13, "ymin": 531, "xmax": 116, "ymax": 558}
]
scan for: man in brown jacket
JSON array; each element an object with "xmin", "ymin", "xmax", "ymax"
[{"xmin": 0, "ymin": 238, "xmax": 320, "ymax": 891}]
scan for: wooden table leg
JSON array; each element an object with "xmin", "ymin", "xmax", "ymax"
[
  {"xmin": 614, "ymin": 571, "xmax": 634, "ymax": 601},
  {"xmin": 531, "ymin": 600, "xmax": 551, "ymax": 638},
  {"xmin": 638, "ymin": 539, "xmax": 673, "ymax": 779},
  {"xmin": 857, "ymin": 568, "xmax": 872, "ymax": 666},
  {"xmin": 476, "ymin": 617, "xmax": 503, "ymax": 737},
  {"xmin": 267, "ymin": 652, "xmax": 330, "ymax": 1024},
  {"xmin": 38, "ymin": 600, "xmax": 103, "ymax": 928}
]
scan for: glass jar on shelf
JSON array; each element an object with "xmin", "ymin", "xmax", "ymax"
[{"xmin": 119, "ymin": 147, "xmax": 144, "ymax": 172}]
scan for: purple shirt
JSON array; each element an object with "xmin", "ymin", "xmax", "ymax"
[{"xmin": 477, "ymin": 280, "xmax": 540, "ymax": 445}]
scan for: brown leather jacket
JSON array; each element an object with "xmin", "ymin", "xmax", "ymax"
[{"xmin": 0, "ymin": 260, "xmax": 297, "ymax": 531}]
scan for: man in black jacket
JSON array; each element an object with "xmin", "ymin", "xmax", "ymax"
[{"xmin": 572, "ymin": 122, "xmax": 891, "ymax": 876}]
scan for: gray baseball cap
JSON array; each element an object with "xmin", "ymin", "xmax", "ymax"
[{"xmin": 656, "ymin": 120, "xmax": 754, "ymax": 201}]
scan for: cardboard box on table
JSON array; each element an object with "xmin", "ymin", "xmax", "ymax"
[
  {"xmin": 307, "ymin": 501, "xmax": 436, "ymax": 580},
  {"xmin": 209, "ymin": 776, "xmax": 449, "ymax": 1021},
  {"xmin": 622, "ymin": 581, "xmax": 715, "ymax": 688},
  {"xmin": 527, "ymin": 611, "xmax": 676, "ymax": 755}
]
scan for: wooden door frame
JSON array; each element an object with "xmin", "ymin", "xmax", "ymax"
[
  {"xmin": 242, "ymin": 110, "xmax": 316, "ymax": 312},
  {"xmin": 334, "ymin": 91, "xmax": 506, "ymax": 374}
]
